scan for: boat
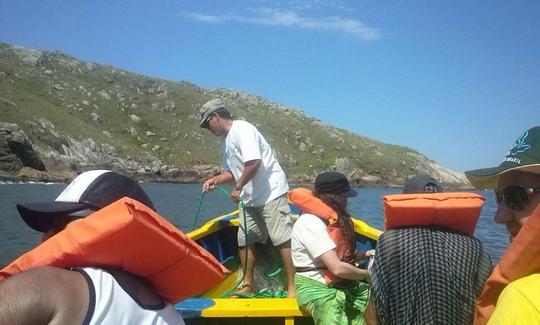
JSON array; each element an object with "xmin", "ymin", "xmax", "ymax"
[{"xmin": 175, "ymin": 202, "xmax": 382, "ymax": 325}]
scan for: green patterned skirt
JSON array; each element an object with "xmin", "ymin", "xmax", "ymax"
[{"xmin": 295, "ymin": 274, "xmax": 370, "ymax": 325}]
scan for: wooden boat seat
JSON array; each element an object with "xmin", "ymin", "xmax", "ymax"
[{"xmin": 175, "ymin": 297, "xmax": 310, "ymax": 324}]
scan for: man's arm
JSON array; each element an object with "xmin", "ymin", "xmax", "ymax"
[
  {"xmin": 0, "ymin": 266, "xmax": 89, "ymax": 325},
  {"xmin": 202, "ymin": 170, "xmax": 235, "ymax": 192},
  {"xmin": 231, "ymin": 159, "xmax": 261, "ymax": 203},
  {"xmin": 236, "ymin": 159, "xmax": 261, "ymax": 189}
]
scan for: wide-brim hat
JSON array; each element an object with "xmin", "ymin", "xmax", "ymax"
[
  {"xmin": 465, "ymin": 126, "xmax": 540, "ymax": 189},
  {"xmin": 17, "ymin": 170, "xmax": 155, "ymax": 232}
]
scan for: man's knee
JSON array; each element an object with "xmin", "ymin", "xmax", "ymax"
[{"xmin": 277, "ymin": 240, "xmax": 291, "ymax": 249}]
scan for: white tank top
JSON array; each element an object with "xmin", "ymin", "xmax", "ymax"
[{"xmin": 78, "ymin": 267, "xmax": 185, "ymax": 325}]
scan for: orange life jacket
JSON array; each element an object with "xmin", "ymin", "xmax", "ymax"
[
  {"xmin": 289, "ymin": 188, "xmax": 355, "ymax": 284},
  {"xmin": 0, "ymin": 197, "xmax": 229, "ymax": 304},
  {"xmin": 383, "ymin": 192, "xmax": 485, "ymax": 236},
  {"xmin": 473, "ymin": 200, "xmax": 540, "ymax": 324}
]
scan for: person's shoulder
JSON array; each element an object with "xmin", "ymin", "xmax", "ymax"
[
  {"xmin": 233, "ymin": 119, "xmax": 252, "ymax": 126},
  {"xmin": 507, "ymin": 273, "xmax": 540, "ymax": 295},
  {"xmin": 296, "ymin": 213, "xmax": 325, "ymax": 226},
  {"xmin": 2, "ymin": 266, "xmax": 81, "ymax": 284},
  {"xmin": 232, "ymin": 120, "xmax": 257, "ymax": 132},
  {"xmin": 0, "ymin": 266, "xmax": 89, "ymax": 323},
  {"xmin": 491, "ymin": 273, "xmax": 540, "ymax": 323}
]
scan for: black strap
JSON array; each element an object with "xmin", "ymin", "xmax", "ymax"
[{"xmin": 295, "ymin": 266, "xmax": 327, "ymax": 272}]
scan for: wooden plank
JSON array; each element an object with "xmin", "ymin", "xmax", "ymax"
[{"xmin": 200, "ymin": 298, "xmax": 306, "ymax": 318}]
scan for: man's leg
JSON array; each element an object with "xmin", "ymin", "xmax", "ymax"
[
  {"xmin": 237, "ymin": 244, "xmax": 256, "ymax": 294},
  {"xmin": 277, "ymin": 240, "xmax": 296, "ymax": 297},
  {"xmin": 263, "ymin": 194, "xmax": 296, "ymax": 297},
  {"xmin": 236, "ymin": 205, "xmax": 267, "ymax": 295}
]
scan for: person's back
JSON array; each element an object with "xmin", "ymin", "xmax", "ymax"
[
  {"xmin": 370, "ymin": 226, "xmax": 492, "ymax": 325},
  {"xmin": 366, "ymin": 173, "xmax": 492, "ymax": 324}
]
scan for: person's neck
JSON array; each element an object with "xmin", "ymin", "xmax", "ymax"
[{"xmin": 222, "ymin": 119, "xmax": 233, "ymax": 135}]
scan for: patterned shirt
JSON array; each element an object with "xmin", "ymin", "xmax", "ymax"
[{"xmin": 371, "ymin": 227, "xmax": 493, "ymax": 325}]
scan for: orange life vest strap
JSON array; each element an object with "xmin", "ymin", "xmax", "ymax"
[
  {"xmin": 383, "ymin": 192, "xmax": 485, "ymax": 236},
  {"xmin": 0, "ymin": 197, "xmax": 229, "ymax": 304},
  {"xmin": 474, "ymin": 201, "xmax": 540, "ymax": 324}
]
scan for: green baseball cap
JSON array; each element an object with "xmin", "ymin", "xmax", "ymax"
[{"xmin": 465, "ymin": 126, "xmax": 540, "ymax": 189}]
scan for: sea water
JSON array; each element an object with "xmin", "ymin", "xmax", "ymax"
[{"xmin": 0, "ymin": 183, "xmax": 508, "ymax": 268}]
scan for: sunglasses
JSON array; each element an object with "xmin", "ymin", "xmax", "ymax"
[
  {"xmin": 201, "ymin": 114, "xmax": 217, "ymax": 129},
  {"xmin": 495, "ymin": 185, "xmax": 540, "ymax": 211}
]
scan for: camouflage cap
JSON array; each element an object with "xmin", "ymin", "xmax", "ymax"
[{"xmin": 199, "ymin": 98, "xmax": 226, "ymax": 128}]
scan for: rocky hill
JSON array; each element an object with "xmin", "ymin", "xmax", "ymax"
[{"xmin": 0, "ymin": 43, "xmax": 469, "ymax": 188}]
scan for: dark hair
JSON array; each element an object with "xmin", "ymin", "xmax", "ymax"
[
  {"xmin": 315, "ymin": 193, "xmax": 355, "ymax": 241},
  {"xmin": 215, "ymin": 109, "xmax": 232, "ymax": 119}
]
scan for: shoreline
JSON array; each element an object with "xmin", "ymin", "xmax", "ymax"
[
  {"xmin": 0, "ymin": 179, "xmax": 475, "ymax": 190},
  {"xmin": 0, "ymin": 168, "xmax": 474, "ymax": 190}
]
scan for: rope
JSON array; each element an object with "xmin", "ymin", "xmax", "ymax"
[
  {"xmin": 191, "ymin": 191, "xmax": 206, "ymax": 231},
  {"xmin": 191, "ymin": 185, "xmax": 234, "ymax": 230},
  {"xmin": 192, "ymin": 184, "xmax": 286, "ymax": 298}
]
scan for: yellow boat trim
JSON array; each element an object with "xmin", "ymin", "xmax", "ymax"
[
  {"xmin": 187, "ymin": 210, "xmax": 240, "ymax": 241},
  {"xmin": 201, "ymin": 268, "xmax": 242, "ymax": 298},
  {"xmin": 352, "ymin": 218, "xmax": 382, "ymax": 240},
  {"xmin": 188, "ymin": 209, "xmax": 381, "ymax": 242},
  {"xmin": 200, "ymin": 298, "xmax": 308, "ymax": 318}
]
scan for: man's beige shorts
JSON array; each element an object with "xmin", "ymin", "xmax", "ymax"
[{"xmin": 237, "ymin": 194, "xmax": 293, "ymax": 247}]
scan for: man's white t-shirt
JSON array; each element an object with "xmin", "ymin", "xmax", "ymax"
[
  {"xmin": 291, "ymin": 213, "xmax": 336, "ymax": 284},
  {"xmin": 221, "ymin": 120, "xmax": 288, "ymax": 207}
]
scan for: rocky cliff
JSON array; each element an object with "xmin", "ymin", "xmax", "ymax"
[{"xmin": 0, "ymin": 43, "xmax": 469, "ymax": 188}]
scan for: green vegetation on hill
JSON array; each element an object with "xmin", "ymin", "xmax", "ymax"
[{"xmin": 0, "ymin": 43, "xmax": 467, "ymax": 186}]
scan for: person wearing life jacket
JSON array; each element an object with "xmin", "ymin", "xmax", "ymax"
[
  {"xmin": 0, "ymin": 170, "xmax": 186, "ymax": 324},
  {"xmin": 290, "ymin": 171, "xmax": 370, "ymax": 325},
  {"xmin": 364, "ymin": 173, "xmax": 493, "ymax": 325},
  {"xmin": 465, "ymin": 126, "xmax": 540, "ymax": 325}
]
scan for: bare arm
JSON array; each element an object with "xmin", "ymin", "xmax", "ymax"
[
  {"xmin": 235, "ymin": 159, "xmax": 261, "ymax": 189},
  {"xmin": 318, "ymin": 249, "xmax": 370, "ymax": 281},
  {"xmin": 0, "ymin": 266, "xmax": 89, "ymax": 325},
  {"xmin": 202, "ymin": 170, "xmax": 235, "ymax": 192},
  {"xmin": 364, "ymin": 298, "xmax": 379, "ymax": 325},
  {"xmin": 230, "ymin": 159, "xmax": 261, "ymax": 203}
]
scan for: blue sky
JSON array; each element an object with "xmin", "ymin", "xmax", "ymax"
[{"xmin": 1, "ymin": 0, "xmax": 539, "ymax": 172}]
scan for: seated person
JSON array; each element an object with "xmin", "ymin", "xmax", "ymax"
[
  {"xmin": 0, "ymin": 170, "xmax": 185, "ymax": 324},
  {"xmin": 291, "ymin": 172, "xmax": 370, "ymax": 325},
  {"xmin": 365, "ymin": 173, "xmax": 492, "ymax": 325},
  {"xmin": 402, "ymin": 173, "xmax": 443, "ymax": 194},
  {"xmin": 465, "ymin": 126, "xmax": 540, "ymax": 324}
]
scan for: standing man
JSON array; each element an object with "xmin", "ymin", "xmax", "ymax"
[
  {"xmin": 200, "ymin": 98, "xmax": 296, "ymax": 297},
  {"xmin": 466, "ymin": 126, "xmax": 540, "ymax": 324}
]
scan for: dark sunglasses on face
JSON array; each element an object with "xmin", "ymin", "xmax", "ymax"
[
  {"xmin": 495, "ymin": 185, "xmax": 540, "ymax": 211},
  {"xmin": 201, "ymin": 114, "xmax": 216, "ymax": 129}
]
